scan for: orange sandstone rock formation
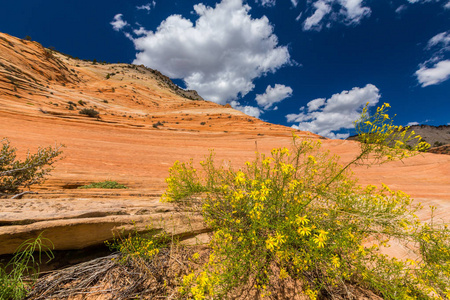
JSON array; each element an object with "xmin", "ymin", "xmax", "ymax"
[{"xmin": 0, "ymin": 32, "xmax": 449, "ymax": 256}]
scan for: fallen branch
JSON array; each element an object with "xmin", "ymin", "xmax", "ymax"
[{"xmin": 11, "ymin": 191, "xmax": 37, "ymax": 199}]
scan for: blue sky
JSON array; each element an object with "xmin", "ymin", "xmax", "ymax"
[{"xmin": 1, "ymin": 0, "xmax": 449, "ymax": 138}]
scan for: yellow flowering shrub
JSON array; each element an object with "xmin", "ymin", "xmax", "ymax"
[
  {"xmin": 107, "ymin": 229, "xmax": 171, "ymax": 264},
  {"xmin": 162, "ymin": 104, "xmax": 448, "ymax": 299}
]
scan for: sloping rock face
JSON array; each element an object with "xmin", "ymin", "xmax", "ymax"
[
  {"xmin": 1, "ymin": 32, "xmax": 449, "ymax": 256},
  {"xmin": 408, "ymin": 124, "xmax": 450, "ymax": 148}
]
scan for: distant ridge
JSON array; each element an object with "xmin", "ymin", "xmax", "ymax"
[{"xmin": 347, "ymin": 124, "xmax": 450, "ymax": 154}]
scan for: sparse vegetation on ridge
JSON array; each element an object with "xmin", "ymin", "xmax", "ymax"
[{"xmin": 79, "ymin": 108, "xmax": 99, "ymax": 118}]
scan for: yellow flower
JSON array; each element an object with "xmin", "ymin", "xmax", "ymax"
[
  {"xmin": 265, "ymin": 238, "xmax": 276, "ymax": 251},
  {"xmin": 296, "ymin": 215, "xmax": 310, "ymax": 225},
  {"xmin": 331, "ymin": 255, "xmax": 340, "ymax": 268},
  {"xmin": 298, "ymin": 226, "xmax": 311, "ymax": 236},
  {"xmin": 313, "ymin": 230, "xmax": 328, "ymax": 248},
  {"xmin": 279, "ymin": 268, "xmax": 289, "ymax": 279},
  {"xmin": 307, "ymin": 155, "xmax": 317, "ymax": 164},
  {"xmin": 234, "ymin": 171, "xmax": 246, "ymax": 185},
  {"xmin": 275, "ymin": 232, "xmax": 286, "ymax": 245}
]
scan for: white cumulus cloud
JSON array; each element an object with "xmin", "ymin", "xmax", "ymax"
[
  {"xmin": 255, "ymin": 84, "xmax": 293, "ymax": 110},
  {"xmin": 303, "ymin": 0, "xmax": 371, "ymax": 31},
  {"xmin": 416, "ymin": 31, "xmax": 450, "ymax": 87},
  {"xmin": 306, "ymin": 98, "xmax": 326, "ymax": 112},
  {"xmin": 122, "ymin": 0, "xmax": 290, "ymax": 104},
  {"xmin": 110, "ymin": 14, "xmax": 128, "ymax": 31},
  {"xmin": 231, "ymin": 100, "xmax": 263, "ymax": 118},
  {"xmin": 416, "ymin": 60, "xmax": 450, "ymax": 87},
  {"xmin": 286, "ymin": 84, "xmax": 380, "ymax": 139}
]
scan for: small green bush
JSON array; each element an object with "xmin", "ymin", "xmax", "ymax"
[
  {"xmin": 0, "ymin": 138, "xmax": 63, "ymax": 197},
  {"xmin": 78, "ymin": 180, "xmax": 128, "ymax": 189},
  {"xmin": 79, "ymin": 108, "xmax": 99, "ymax": 118},
  {"xmin": 163, "ymin": 104, "xmax": 448, "ymax": 299}
]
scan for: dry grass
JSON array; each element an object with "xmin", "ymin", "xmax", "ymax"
[
  {"xmin": 27, "ymin": 244, "xmax": 198, "ymax": 300},
  {"xmin": 28, "ymin": 245, "xmax": 383, "ymax": 300}
]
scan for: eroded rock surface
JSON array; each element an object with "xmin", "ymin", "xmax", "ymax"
[{"xmin": 1, "ymin": 32, "xmax": 449, "ymax": 256}]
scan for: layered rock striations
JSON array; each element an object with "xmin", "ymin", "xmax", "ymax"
[{"xmin": 0, "ymin": 32, "xmax": 449, "ymax": 257}]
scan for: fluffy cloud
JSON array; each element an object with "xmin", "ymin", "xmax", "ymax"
[
  {"xmin": 120, "ymin": 0, "xmax": 290, "ymax": 104},
  {"xmin": 303, "ymin": 0, "xmax": 371, "ymax": 31},
  {"xmin": 110, "ymin": 14, "xmax": 128, "ymax": 31},
  {"xmin": 416, "ymin": 60, "xmax": 450, "ymax": 87},
  {"xmin": 303, "ymin": 1, "xmax": 332, "ymax": 31},
  {"xmin": 137, "ymin": 1, "xmax": 156, "ymax": 11},
  {"xmin": 306, "ymin": 98, "xmax": 326, "ymax": 111},
  {"xmin": 445, "ymin": 1, "xmax": 450, "ymax": 8},
  {"xmin": 407, "ymin": 121, "xmax": 419, "ymax": 126},
  {"xmin": 286, "ymin": 84, "xmax": 380, "ymax": 139},
  {"xmin": 255, "ymin": 84, "xmax": 293, "ymax": 110},
  {"xmin": 416, "ymin": 31, "xmax": 450, "ymax": 87},
  {"xmin": 231, "ymin": 101, "xmax": 263, "ymax": 118}
]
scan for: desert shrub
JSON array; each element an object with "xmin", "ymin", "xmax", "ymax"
[
  {"xmin": 0, "ymin": 233, "xmax": 54, "ymax": 300},
  {"xmin": 78, "ymin": 180, "xmax": 128, "ymax": 189},
  {"xmin": 153, "ymin": 121, "xmax": 163, "ymax": 128},
  {"xmin": 44, "ymin": 49, "xmax": 53, "ymax": 60},
  {"xmin": 162, "ymin": 104, "xmax": 448, "ymax": 299},
  {"xmin": 0, "ymin": 138, "xmax": 63, "ymax": 197},
  {"xmin": 79, "ymin": 108, "xmax": 99, "ymax": 118}
]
